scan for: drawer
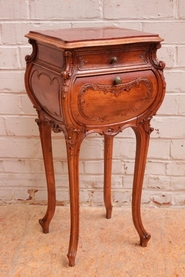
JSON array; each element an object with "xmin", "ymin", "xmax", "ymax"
[
  {"xmin": 75, "ymin": 45, "xmax": 149, "ymax": 71},
  {"xmin": 70, "ymin": 70, "xmax": 158, "ymax": 126}
]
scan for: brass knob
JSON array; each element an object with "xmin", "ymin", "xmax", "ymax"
[
  {"xmin": 113, "ymin": 76, "xmax": 122, "ymax": 85},
  {"xmin": 110, "ymin": 56, "xmax": 118, "ymax": 64}
]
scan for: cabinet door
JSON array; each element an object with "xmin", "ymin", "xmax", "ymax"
[{"xmin": 70, "ymin": 70, "xmax": 158, "ymax": 126}]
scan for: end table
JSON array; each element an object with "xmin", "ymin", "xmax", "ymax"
[{"xmin": 25, "ymin": 27, "xmax": 166, "ymax": 266}]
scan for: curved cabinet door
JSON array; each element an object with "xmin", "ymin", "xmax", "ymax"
[{"xmin": 70, "ymin": 70, "xmax": 159, "ymax": 126}]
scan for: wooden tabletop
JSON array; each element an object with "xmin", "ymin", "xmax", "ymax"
[{"xmin": 25, "ymin": 27, "xmax": 162, "ymax": 49}]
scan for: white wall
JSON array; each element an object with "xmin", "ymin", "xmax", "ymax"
[{"xmin": 0, "ymin": 0, "xmax": 185, "ymax": 207}]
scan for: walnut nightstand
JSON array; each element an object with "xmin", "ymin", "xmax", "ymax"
[{"xmin": 25, "ymin": 27, "xmax": 166, "ymax": 266}]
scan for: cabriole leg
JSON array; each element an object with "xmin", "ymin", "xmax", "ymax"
[
  {"xmin": 37, "ymin": 117, "xmax": 56, "ymax": 234},
  {"xmin": 66, "ymin": 130, "xmax": 84, "ymax": 267},
  {"xmin": 131, "ymin": 119, "xmax": 153, "ymax": 247}
]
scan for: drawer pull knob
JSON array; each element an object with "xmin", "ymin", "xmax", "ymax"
[
  {"xmin": 110, "ymin": 56, "xmax": 118, "ymax": 64},
  {"xmin": 114, "ymin": 76, "xmax": 122, "ymax": 85}
]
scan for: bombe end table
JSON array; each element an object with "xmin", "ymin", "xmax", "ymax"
[{"xmin": 24, "ymin": 27, "xmax": 166, "ymax": 266}]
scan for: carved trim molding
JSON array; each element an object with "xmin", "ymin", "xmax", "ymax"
[
  {"xmin": 76, "ymin": 54, "xmax": 87, "ymax": 69},
  {"xmin": 139, "ymin": 117, "xmax": 154, "ymax": 134},
  {"xmin": 150, "ymin": 43, "xmax": 165, "ymax": 71},
  {"xmin": 103, "ymin": 126, "xmax": 122, "ymax": 136},
  {"xmin": 25, "ymin": 39, "xmax": 37, "ymax": 63},
  {"xmin": 61, "ymin": 51, "xmax": 74, "ymax": 98},
  {"xmin": 35, "ymin": 117, "xmax": 63, "ymax": 133},
  {"xmin": 65, "ymin": 127, "xmax": 84, "ymax": 156},
  {"xmin": 50, "ymin": 120, "xmax": 63, "ymax": 133}
]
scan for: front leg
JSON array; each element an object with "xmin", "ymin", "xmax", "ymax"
[
  {"xmin": 65, "ymin": 129, "xmax": 84, "ymax": 267},
  {"xmin": 131, "ymin": 118, "xmax": 153, "ymax": 247},
  {"xmin": 37, "ymin": 117, "xmax": 56, "ymax": 234}
]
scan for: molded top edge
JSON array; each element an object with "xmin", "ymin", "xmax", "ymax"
[{"xmin": 25, "ymin": 27, "xmax": 163, "ymax": 49}]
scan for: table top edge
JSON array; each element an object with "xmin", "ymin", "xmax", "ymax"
[{"xmin": 25, "ymin": 27, "xmax": 163, "ymax": 49}]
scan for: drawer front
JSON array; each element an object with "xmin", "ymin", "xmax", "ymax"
[
  {"xmin": 76, "ymin": 45, "xmax": 148, "ymax": 71},
  {"xmin": 70, "ymin": 70, "xmax": 158, "ymax": 126}
]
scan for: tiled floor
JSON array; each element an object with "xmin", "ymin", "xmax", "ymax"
[{"xmin": 0, "ymin": 204, "xmax": 185, "ymax": 277}]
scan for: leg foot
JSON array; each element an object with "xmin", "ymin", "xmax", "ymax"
[
  {"xmin": 67, "ymin": 252, "xmax": 76, "ymax": 267},
  {"xmin": 39, "ymin": 218, "xmax": 49, "ymax": 234},
  {"xmin": 106, "ymin": 208, "xmax": 112, "ymax": 219},
  {"xmin": 140, "ymin": 233, "xmax": 151, "ymax": 247}
]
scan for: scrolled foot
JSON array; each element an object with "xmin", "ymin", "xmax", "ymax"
[
  {"xmin": 39, "ymin": 218, "xmax": 49, "ymax": 234},
  {"xmin": 140, "ymin": 233, "xmax": 151, "ymax": 247},
  {"xmin": 67, "ymin": 252, "xmax": 76, "ymax": 267}
]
